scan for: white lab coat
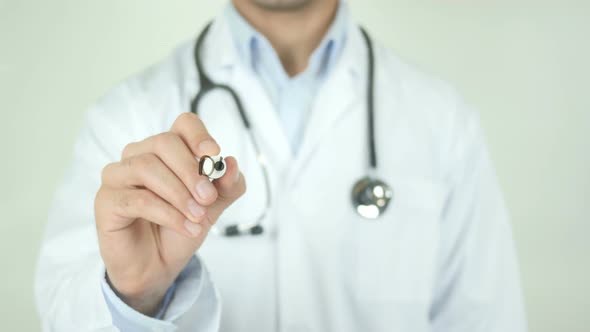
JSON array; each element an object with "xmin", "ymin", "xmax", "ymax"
[{"xmin": 35, "ymin": 12, "xmax": 527, "ymax": 332}]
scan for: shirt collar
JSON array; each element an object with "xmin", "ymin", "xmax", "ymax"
[{"xmin": 224, "ymin": 1, "xmax": 349, "ymax": 80}]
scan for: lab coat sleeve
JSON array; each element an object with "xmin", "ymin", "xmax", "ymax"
[
  {"xmin": 102, "ymin": 256, "xmax": 220, "ymax": 332},
  {"xmin": 429, "ymin": 92, "xmax": 527, "ymax": 331},
  {"xmin": 34, "ymin": 85, "xmax": 221, "ymax": 331}
]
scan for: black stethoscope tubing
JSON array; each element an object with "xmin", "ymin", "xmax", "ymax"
[
  {"xmin": 190, "ymin": 22, "xmax": 387, "ymax": 236},
  {"xmin": 192, "ymin": 22, "xmax": 376, "ymax": 165}
]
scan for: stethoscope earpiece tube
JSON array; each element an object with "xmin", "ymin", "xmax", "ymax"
[{"xmin": 359, "ymin": 27, "xmax": 377, "ymax": 170}]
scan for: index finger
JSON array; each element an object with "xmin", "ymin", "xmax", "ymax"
[{"xmin": 171, "ymin": 112, "xmax": 220, "ymax": 158}]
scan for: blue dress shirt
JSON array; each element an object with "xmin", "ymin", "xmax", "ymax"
[{"xmin": 225, "ymin": 2, "xmax": 348, "ymax": 153}]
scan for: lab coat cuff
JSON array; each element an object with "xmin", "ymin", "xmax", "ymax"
[
  {"xmin": 162, "ymin": 255, "xmax": 206, "ymax": 321},
  {"xmin": 100, "ymin": 255, "xmax": 205, "ymax": 331}
]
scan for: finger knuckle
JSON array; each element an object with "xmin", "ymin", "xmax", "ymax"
[
  {"xmin": 134, "ymin": 153, "xmax": 158, "ymax": 171},
  {"xmin": 164, "ymin": 184, "xmax": 192, "ymax": 209},
  {"xmin": 197, "ymin": 132, "xmax": 215, "ymax": 145},
  {"xmin": 121, "ymin": 142, "xmax": 136, "ymax": 158},
  {"xmin": 179, "ymin": 190, "xmax": 194, "ymax": 207},
  {"xmin": 94, "ymin": 187, "xmax": 107, "ymax": 210},
  {"xmin": 121, "ymin": 156, "xmax": 135, "ymax": 171},
  {"xmin": 178, "ymin": 162, "xmax": 199, "ymax": 183},
  {"xmin": 132, "ymin": 190, "xmax": 153, "ymax": 209},
  {"xmin": 152, "ymin": 132, "xmax": 176, "ymax": 152},
  {"xmin": 170, "ymin": 209, "xmax": 186, "ymax": 226},
  {"xmin": 176, "ymin": 112, "xmax": 199, "ymax": 126},
  {"xmin": 118, "ymin": 192, "xmax": 132, "ymax": 211},
  {"xmin": 111, "ymin": 190, "xmax": 130, "ymax": 217},
  {"xmin": 158, "ymin": 204, "xmax": 184, "ymax": 228},
  {"xmin": 100, "ymin": 162, "xmax": 117, "ymax": 184}
]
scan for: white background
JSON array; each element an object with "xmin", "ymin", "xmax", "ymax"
[{"xmin": 1, "ymin": 0, "xmax": 588, "ymax": 331}]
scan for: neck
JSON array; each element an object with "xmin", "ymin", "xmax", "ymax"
[{"xmin": 232, "ymin": 0, "xmax": 339, "ymax": 76}]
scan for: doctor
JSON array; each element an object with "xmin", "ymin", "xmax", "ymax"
[{"xmin": 35, "ymin": 0, "xmax": 527, "ymax": 331}]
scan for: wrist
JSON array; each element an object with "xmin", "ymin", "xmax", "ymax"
[{"xmin": 105, "ymin": 272, "xmax": 172, "ymax": 316}]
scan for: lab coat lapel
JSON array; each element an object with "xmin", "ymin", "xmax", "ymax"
[
  {"xmin": 288, "ymin": 24, "xmax": 366, "ymax": 184},
  {"xmin": 199, "ymin": 17, "xmax": 235, "ymax": 70},
  {"xmin": 231, "ymin": 66, "xmax": 292, "ymax": 167}
]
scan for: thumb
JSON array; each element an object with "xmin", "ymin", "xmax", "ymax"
[{"xmin": 208, "ymin": 156, "xmax": 246, "ymax": 223}]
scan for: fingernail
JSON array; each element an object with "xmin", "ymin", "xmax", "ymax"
[
  {"xmin": 188, "ymin": 199, "xmax": 206, "ymax": 218},
  {"xmin": 196, "ymin": 179, "xmax": 216, "ymax": 201},
  {"xmin": 198, "ymin": 140, "xmax": 219, "ymax": 155},
  {"xmin": 184, "ymin": 220, "xmax": 202, "ymax": 236}
]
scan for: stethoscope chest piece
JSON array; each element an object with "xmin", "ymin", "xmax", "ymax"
[{"xmin": 351, "ymin": 177, "xmax": 393, "ymax": 219}]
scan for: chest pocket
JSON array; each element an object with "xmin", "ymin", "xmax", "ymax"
[{"xmin": 353, "ymin": 176, "xmax": 447, "ymax": 307}]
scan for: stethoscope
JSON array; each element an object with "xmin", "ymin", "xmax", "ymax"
[{"xmin": 191, "ymin": 22, "xmax": 393, "ymax": 237}]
